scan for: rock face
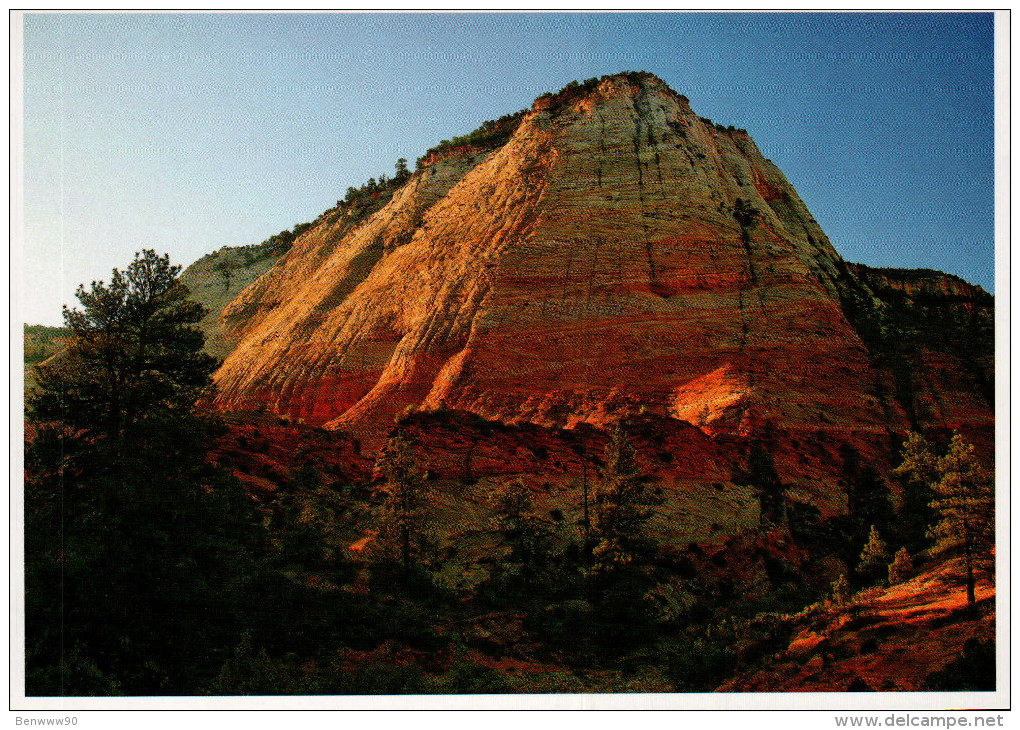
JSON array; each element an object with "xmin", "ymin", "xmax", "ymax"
[
  {"xmin": 210, "ymin": 73, "xmax": 993, "ymax": 450},
  {"xmin": 837, "ymin": 263, "xmax": 994, "ymax": 439}
]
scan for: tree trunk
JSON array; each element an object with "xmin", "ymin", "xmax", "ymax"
[
  {"xmin": 401, "ymin": 524, "xmax": 410, "ymax": 582},
  {"xmin": 965, "ymin": 543, "xmax": 977, "ymax": 608},
  {"xmin": 582, "ymin": 441, "xmax": 591, "ymax": 566}
]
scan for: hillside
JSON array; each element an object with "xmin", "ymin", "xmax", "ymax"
[
  {"xmin": 719, "ymin": 558, "xmax": 995, "ymax": 692},
  {"xmin": 23, "ymin": 324, "xmax": 70, "ymax": 391}
]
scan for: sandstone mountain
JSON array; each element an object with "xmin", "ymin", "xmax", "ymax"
[{"xmin": 193, "ymin": 72, "xmax": 992, "ymax": 458}]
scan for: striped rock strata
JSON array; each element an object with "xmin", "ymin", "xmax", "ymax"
[{"xmin": 209, "ymin": 73, "xmax": 992, "ymax": 450}]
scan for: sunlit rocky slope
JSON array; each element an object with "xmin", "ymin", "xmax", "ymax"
[{"xmin": 184, "ymin": 73, "xmax": 992, "ymax": 457}]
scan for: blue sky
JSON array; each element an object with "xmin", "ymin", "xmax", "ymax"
[{"xmin": 21, "ymin": 12, "xmax": 996, "ymax": 325}]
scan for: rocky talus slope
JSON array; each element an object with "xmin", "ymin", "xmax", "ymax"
[{"xmin": 205, "ymin": 73, "xmax": 992, "ymax": 456}]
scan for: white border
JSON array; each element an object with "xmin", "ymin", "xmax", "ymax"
[{"xmin": 7, "ymin": 8, "xmax": 1011, "ymax": 715}]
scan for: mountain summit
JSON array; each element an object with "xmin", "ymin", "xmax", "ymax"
[{"xmin": 207, "ymin": 73, "xmax": 992, "ymax": 451}]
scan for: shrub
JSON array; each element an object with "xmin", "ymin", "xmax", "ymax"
[
  {"xmin": 434, "ymin": 662, "xmax": 512, "ymax": 694},
  {"xmin": 858, "ymin": 525, "xmax": 890, "ymax": 580},
  {"xmin": 831, "ymin": 574, "xmax": 850, "ymax": 605},
  {"xmin": 207, "ymin": 634, "xmax": 292, "ymax": 695},
  {"xmin": 887, "ymin": 547, "xmax": 914, "ymax": 585}
]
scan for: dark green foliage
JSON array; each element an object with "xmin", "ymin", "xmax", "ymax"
[
  {"xmin": 247, "ymin": 224, "xmax": 310, "ymax": 262},
  {"xmin": 887, "ymin": 547, "xmax": 914, "ymax": 585},
  {"xmin": 242, "ymin": 570, "xmax": 446, "ymax": 659},
  {"xmin": 29, "ymin": 250, "xmax": 217, "ymax": 446},
  {"xmin": 306, "ymin": 661, "xmax": 431, "ymax": 695},
  {"xmin": 732, "ymin": 197, "xmax": 759, "ymax": 230},
  {"xmin": 591, "ymin": 423, "xmax": 660, "ymax": 573},
  {"xmin": 659, "ymin": 625, "xmax": 736, "ymax": 692},
  {"xmin": 893, "ymin": 431, "xmax": 994, "ymax": 607},
  {"xmin": 416, "ymin": 108, "xmax": 528, "ymax": 169},
  {"xmin": 831, "ymin": 574, "xmax": 851, "ymax": 605},
  {"xmin": 208, "ymin": 634, "xmax": 293, "ymax": 696},
  {"xmin": 579, "ymin": 424, "xmax": 663, "ymax": 656},
  {"xmin": 733, "ymin": 612, "xmax": 796, "ymax": 667},
  {"xmin": 787, "ymin": 500, "xmax": 829, "ymax": 548},
  {"xmin": 926, "ymin": 433, "xmax": 994, "ymax": 607},
  {"xmin": 734, "ymin": 440, "xmax": 786, "ymax": 527},
  {"xmin": 488, "ymin": 478, "xmax": 555, "ymax": 592},
  {"xmin": 374, "ymin": 432, "xmax": 430, "ymax": 576},
  {"xmin": 434, "ymin": 662, "xmax": 512, "ymax": 694},
  {"xmin": 838, "ymin": 445, "xmax": 895, "ymax": 569},
  {"xmin": 890, "ymin": 432, "xmax": 940, "ymax": 555},
  {"xmin": 857, "ymin": 525, "xmax": 890, "ymax": 582},
  {"xmin": 663, "ymin": 638, "xmax": 734, "ymax": 692},
  {"xmin": 26, "ymin": 418, "xmax": 262, "ymax": 696},
  {"xmin": 214, "ymin": 258, "xmax": 234, "ymax": 290},
  {"xmin": 26, "ymin": 643, "xmax": 122, "ymax": 697},
  {"xmin": 590, "ymin": 569, "xmax": 661, "ymax": 657},
  {"xmin": 268, "ymin": 462, "xmax": 355, "ymax": 568},
  {"xmin": 525, "ymin": 599, "xmax": 597, "ymax": 660},
  {"xmin": 394, "ymin": 158, "xmax": 410, "ymax": 183},
  {"xmin": 337, "ymin": 155, "xmax": 419, "ymax": 212},
  {"xmin": 25, "ymin": 251, "xmax": 263, "ymax": 695},
  {"xmin": 922, "ymin": 638, "xmax": 995, "ymax": 691}
]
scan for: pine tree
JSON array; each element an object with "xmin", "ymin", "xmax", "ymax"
[
  {"xmin": 857, "ymin": 524, "xmax": 889, "ymax": 580},
  {"xmin": 891, "ymin": 431, "xmax": 940, "ymax": 553},
  {"xmin": 29, "ymin": 249, "xmax": 216, "ymax": 448},
  {"xmin": 928, "ymin": 433, "xmax": 994, "ymax": 608},
  {"xmin": 488, "ymin": 478, "xmax": 551, "ymax": 589},
  {"xmin": 888, "ymin": 547, "xmax": 914, "ymax": 585},
  {"xmin": 831, "ymin": 573, "xmax": 850, "ymax": 606},
  {"xmin": 24, "ymin": 250, "xmax": 261, "ymax": 695},
  {"xmin": 394, "ymin": 158, "xmax": 410, "ymax": 182},
  {"xmin": 208, "ymin": 633, "xmax": 291, "ymax": 695},
  {"xmin": 374, "ymin": 432, "xmax": 429, "ymax": 577},
  {"xmin": 892, "ymin": 431, "xmax": 994, "ymax": 607},
  {"xmin": 591, "ymin": 423, "xmax": 658, "ymax": 574},
  {"xmin": 490, "ymin": 477, "xmax": 533, "ymax": 534},
  {"xmin": 893, "ymin": 432, "xmax": 942, "ymax": 488}
]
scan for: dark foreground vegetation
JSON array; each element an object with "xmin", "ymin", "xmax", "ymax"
[{"xmin": 24, "ymin": 251, "xmax": 995, "ymax": 696}]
